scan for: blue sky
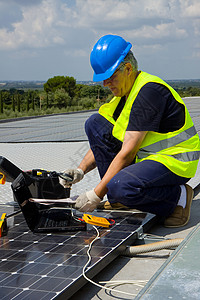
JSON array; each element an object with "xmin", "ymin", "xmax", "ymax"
[{"xmin": 0, "ymin": 0, "xmax": 200, "ymax": 81}]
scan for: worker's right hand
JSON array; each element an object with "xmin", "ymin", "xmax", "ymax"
[
  {"xmin": 59, "ymin": 168, "xmax": 84, "ymax": 188},
  {"xmin": 74, "ymin": 189, "xmax": 102, "ymax": 212}
]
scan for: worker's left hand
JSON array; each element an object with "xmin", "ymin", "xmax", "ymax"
[{"xmin": 74, "ymin": 189, "xmax": 102, "ymax": 212}]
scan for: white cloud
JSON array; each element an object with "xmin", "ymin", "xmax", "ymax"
[
  {"xmin": 128, "ymin": 22, "xmax": 187, "ymax": 43},
  {"xmin": 0, "ymin": 0, "xmax": 64, "ymax": 49},
  {"xmin": 180, "ymin": 0, "xmax": 200, "ymax": 18},
  {"xmin": 0, "ymin": 0, "xmax": 199, "ymax": 80},
  {"xmin": 0, "ymin": 0, "xmax": 195, "ymax": 51},
  {"xmin": 72, "ymin": 0, "xmax": 173, "ymax": 32}
]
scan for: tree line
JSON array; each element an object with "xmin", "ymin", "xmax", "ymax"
[
  {"xmin": 0, "ymin": 75, "xmax": 199, "ymax": 120},
  {"xmin": 177, "ymin": 87, "xmax": 200, "ymax": 98},
  {"xmin": 0, "ymin": 76, "xmax": 112, "ymax": 119}
]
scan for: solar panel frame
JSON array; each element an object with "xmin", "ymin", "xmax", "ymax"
[{"xmin": 0, "ymin": 208, "xmax": 157, "ymax": 300}]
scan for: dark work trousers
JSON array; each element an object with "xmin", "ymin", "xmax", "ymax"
[{"xmin": 85, "ymin": 113, "xmax": 190, "ymax": 217}]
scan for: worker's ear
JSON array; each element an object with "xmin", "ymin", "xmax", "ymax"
[{"xmin": 125, "ymin": 63, "xmax": 133, "ymax": 76}]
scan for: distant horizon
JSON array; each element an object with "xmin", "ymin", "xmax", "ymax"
[{"xmin": 1, "ymin": 78, "xmax": 200, "ymax": 83}]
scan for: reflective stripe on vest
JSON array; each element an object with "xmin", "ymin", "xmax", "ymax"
[
  {"xmin": 137, "ymin": 126, "xmax": 198, "ymax": 159},
  {"xmin": 172, "ymin": 151, "xmax": 200, "ymax": 162},
  {"xmin": 99, "ymin": 71, "xmax": 200, "ymax": 178},
  {"xmin": 138, "ymin": 148, "xmax": 200, "ymax": 162}
]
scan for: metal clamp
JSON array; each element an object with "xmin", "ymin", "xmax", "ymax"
[{"xmin": 136, "ymin": 226, "xmax": 144, "ymax": 239}]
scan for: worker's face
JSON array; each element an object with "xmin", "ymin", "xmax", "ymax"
[{"xmin": 103, "ymin": 64, "xmax": 132, "ymax": 98}]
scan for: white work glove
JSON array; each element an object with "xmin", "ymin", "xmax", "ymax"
[
  {"xmin": 59, "ymin": 168, "xmax": 84, "ymax": 188},
  {"xmin": 75, "ymin": 189, "xmax": 102, "ymax": 212}
]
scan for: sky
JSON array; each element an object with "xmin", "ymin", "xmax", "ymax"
[{"xmin": 0, "ymin": 0, "xmax": 200, "ymax": 81}]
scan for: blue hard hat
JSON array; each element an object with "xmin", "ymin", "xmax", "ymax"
[{"xmin": 90, "ymin": 34, "xmax": 132, "ymax": 82}]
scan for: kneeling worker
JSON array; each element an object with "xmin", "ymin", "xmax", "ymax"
[{"xmin": 60, "ymin": 34, "xmax": 200, "ymax": 228}]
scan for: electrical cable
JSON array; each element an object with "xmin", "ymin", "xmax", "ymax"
[
  {"xmin": 99, "ymin": 279, "xmax": 148, "ymax": 288},
  {"xmin": 82, "ymin": 226, "xmax": 183, "ymax": 297},
  {"xmin": 82, "ymin": 225, "xmax": 139, "ymax": 298}
]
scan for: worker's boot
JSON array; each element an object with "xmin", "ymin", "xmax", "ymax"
[
  {"xmin": 98, "ymin": 200, "xmax": 130, "ymax": 210},
  {"xmin": 164, "ymin": 184, "xmax": 194, "ymax": 228}
]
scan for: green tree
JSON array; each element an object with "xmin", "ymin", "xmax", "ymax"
[
  {"xmin": 44, "ymin": 76, "xmax": 76, "ymax": 98},
  {"xmin": 75, "ymin": 84, "xmax": 111, "ymax": 100},
  {"xmin": 2, "ymin": 91, "xmax": 11, "ymax": 106},
  {"xmin": 9, "ymin": 88, "xmax": 17, "ymax": 95},
  {"xmin": 12, "ymin": 95, "xmax": 15, "ymax": 111},
  {"xmin": 78, "ymin": 97, "xmax": 95, "ymax": 109},
  {"xmin": 178, "ymin": 86, "xmax": 200, "ymax": 97},
  {"xmin": 26, "ymin": 95, "xmax": 29, "ymax": 111},
  {"xmin": 46, "ymin": 93, "xmax": 49, "ymax": 109},
  {"xmin": 17, "ymin": 94, "xmax": 21, "ymax": 112},
  {"xmin": 0, "ymin": 92, "xmax": 3, "ymax": 113},
  {"xmin": 54, "ymin": 88, "xmax": 71, "ymax": 108},
  {"xmin": 32, "ymin": 93, "xmax": 35, "ymax": 110},
  {"xmin": 39, "ymin": 91, "xmax": 54, "ymax": 109}
]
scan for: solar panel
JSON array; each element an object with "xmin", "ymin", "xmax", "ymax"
[
  {"xmin": 0, "ymin": 111, "xmax": 95, "ymax": 143},
  {"xmin": 0, "ymin": 208, "xmax": 156, "ymax": 299}
]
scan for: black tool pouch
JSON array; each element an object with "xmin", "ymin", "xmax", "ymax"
[
  {"xmin": 27, "ymin": 169, "xmax": 70, "ymax": 199},
  {"xmin": 0, "ymin": 156, "xmax": 70, "ymax": 204}
]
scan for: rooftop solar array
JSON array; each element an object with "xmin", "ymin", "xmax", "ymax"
[
  {"xmin": 0, "ymin": 97, "xmax": 199, "ymax": 299},
  {"xmin": 0, "ymin": 110, "xmax": 95, "ymax": 143},
  {"xmin": 0, "ymin": 98, "xmax": 199, "ymax": 143},
  {"xmin": 0, "ymin": 206, "xmax": 156, "ymax": 299},
  {"xmin": 0, "ymin": 109, "xmax": 158, "ymax": 299}
]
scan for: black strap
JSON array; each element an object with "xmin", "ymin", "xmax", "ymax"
[{"xmin": 113, "ymin": 96, "xmax": 126, "ymax": 121}]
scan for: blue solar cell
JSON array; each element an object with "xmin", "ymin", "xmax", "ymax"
[{"xmin": 0, "ymin": 209, "xmax": 156, "ymax": 299}]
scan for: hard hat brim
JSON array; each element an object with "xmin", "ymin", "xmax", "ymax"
[{"xmin": 93, "ymin": 43, "xmax": 132, "ymax": 82}]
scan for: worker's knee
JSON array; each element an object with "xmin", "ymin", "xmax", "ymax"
[
  {"xmin": 85, "ymin": 113, "xmax": 113, "ymax": 140},
  {"xmin": 85, "ymin": 114, "xmax": 104, "ymax": 136},
  {"xmin": 107, "ymin": 178, "xmax": 122, "ymax": 203},
  {"xmin": 85, "ymin": 113, "xmax": 97, "ymax": 135},
  {"xmin": 107, "ymin": 173, "xmax": 138, "ymax": 205},
  {"xmin": 107, "ymin": 168, "xmax": 142, "ymax": 206}
]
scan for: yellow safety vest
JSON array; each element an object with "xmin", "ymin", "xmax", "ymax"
[{"xmin": 99, "ymin": 71, "xmax": 200, "ymax": 178}]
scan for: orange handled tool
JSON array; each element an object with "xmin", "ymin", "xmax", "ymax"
[{"xmin": 0, "ymin": 172, "xmax": 6, "ymax": 184}]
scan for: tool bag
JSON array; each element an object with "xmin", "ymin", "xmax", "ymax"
[
  {"xmin": 27, "ymin": 169, "xmax": 70, "ymax": 199},
  {"xmin": 0, "ymin": 156, "xmax": 70, "ymax": 200}
]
